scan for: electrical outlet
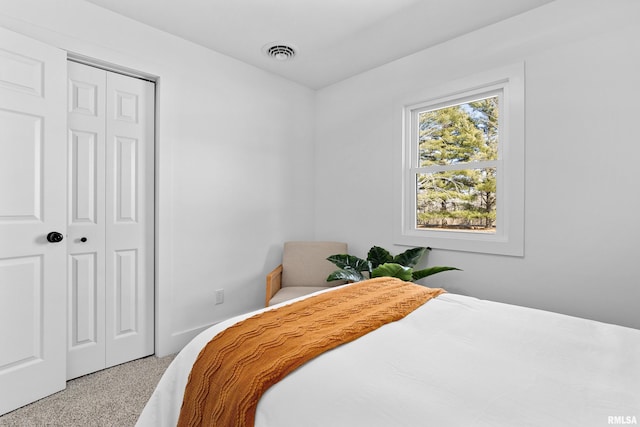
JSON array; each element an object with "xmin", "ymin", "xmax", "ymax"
[{"xmin": 215, "ymin": 289, "xmax": 224, "ymax": 305}]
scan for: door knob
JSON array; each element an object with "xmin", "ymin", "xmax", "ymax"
[
  {"xmin": 46, "ymin": 231, "xmax": 64, "ymax": 243},
  {"xmin": 80, "ymin": 237, "xmax": 87, "ymax": 242}
]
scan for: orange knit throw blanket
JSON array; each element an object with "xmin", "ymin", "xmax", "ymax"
[{"xmin": 177, "ymin": 277, "xmax": 445, "ymax": 427}]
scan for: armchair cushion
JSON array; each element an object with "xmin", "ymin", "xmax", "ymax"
[{"xmin": 268, "ymin": 286, "xmax": 331, "ymax": 306}]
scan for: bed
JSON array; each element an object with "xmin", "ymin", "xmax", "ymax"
[{"xmin": 137, "ymin": 278, "xmax": 640, "ymax": 427}]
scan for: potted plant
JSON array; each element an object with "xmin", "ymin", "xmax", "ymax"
[{"xmin": 326, "ymin": 246, "xmax": 459, "ymax": 283}]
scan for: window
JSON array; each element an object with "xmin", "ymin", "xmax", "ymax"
[{"xmin": 394, "ymin": 63, "xmax": 524, "ymax": 256}]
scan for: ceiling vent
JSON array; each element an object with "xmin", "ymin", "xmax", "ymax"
[{"xmin": 263, "ymin": 43, "xmax": 296, "ymax": 61}]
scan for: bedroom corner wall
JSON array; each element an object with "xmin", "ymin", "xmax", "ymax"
[
  {"xmin": 314, "ymin": 0, "xmax": 640, "ymax": 330},
  {"xmin": 0, "ymin": 0, "xmax": 316, "ymax": 356}
]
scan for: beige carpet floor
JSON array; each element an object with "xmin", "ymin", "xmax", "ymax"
[{"xmin": 0, "ymin": 354, "xmax": 175, "ymax": 427}]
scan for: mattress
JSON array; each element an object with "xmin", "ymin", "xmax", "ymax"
[{"xmin": 137, "ymin": 285, "xmax": 640, "ymax": 426}]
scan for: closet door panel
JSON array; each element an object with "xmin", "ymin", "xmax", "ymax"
[
  {"xmin": 69, "ymin": 253, "xmax": 98, "ymax": 344},
  {"xmin": 66, "ymin": 61, "xmax": 106, "ymax": 380},
  {"xmin": 66, "ymin": 61, "xmax": 154, "ymax": 377},
  {"xmin": 105, "ymin": 71, "xmax": 154, "ymax": 367},
  {"xmin": 114, "ymin": 136, "xmax": 138, "ymax": 223},
  {"xmin": 114, "ymin": 249, "xmax": 138, "ymax": 335}
]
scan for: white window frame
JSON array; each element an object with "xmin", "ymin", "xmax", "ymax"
[{"xmin": 394, "ymin": 63, "xmax": 525, "ymax": 256}]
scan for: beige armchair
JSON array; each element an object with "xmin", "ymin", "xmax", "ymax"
[{"xmin": 265, "ymin": 241, "xmax": 348, "ymax": 307}]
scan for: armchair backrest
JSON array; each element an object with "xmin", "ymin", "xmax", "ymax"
[{"xmin": 281, "ymin": 241, "xmax": 347, "ymax": 288}]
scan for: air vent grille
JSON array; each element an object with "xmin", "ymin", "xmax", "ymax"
[{"xmin": 265, "ymin": 44, "xmax": 296, "ymax": 61}]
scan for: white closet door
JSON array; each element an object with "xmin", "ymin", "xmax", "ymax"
[
  {"xmin": 67, "ymin": 61, "xmax": 107, "ymax": 379},
  {"xmin": 104, "ymin": 70, "xmax": 155, "ymax": 368},
  {"xmin": 66, "ymin": 62, "xmax": 155, "ymax": 378},
  {"xmin": 0, "ymin": 27, "xmax": 67, "ymax": 415}
]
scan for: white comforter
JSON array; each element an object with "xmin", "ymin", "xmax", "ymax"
[{"xmin": 137, "ymin": 287, "xmax": 640, "ymax": 427}]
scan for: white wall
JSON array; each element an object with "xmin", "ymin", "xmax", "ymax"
[
  {"xmin": 315, "ymin": 0, "xmax": 640, "ymax": 330},
  {"xmin": 0, "ymin": 0, "xmax": 316, "ymax": 355}
]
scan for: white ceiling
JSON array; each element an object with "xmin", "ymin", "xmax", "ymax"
[{"xmin": 84, "ymin": 0, "xmax": 553, "ymax": 89}]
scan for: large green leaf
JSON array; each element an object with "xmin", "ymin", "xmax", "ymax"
[
  {"xmin": 371, "ymin": 263, "xmax": 413, "ymax": 281},
  {"xmin": 326, "ymin": 254, "xmax": 369, "ymax": 272},
  {"xmin": 412, "ymin": 266, "xmax": 461, "ymax": 280},
  {"xmin": 327, "ymin": 269, "xmax": 366, "ymax": 283},
  {"xmin": 367, "ymin": 246, "xmax": 393, "ymax": 269},
  {"xmin": 393, "ymin": 247, "xmax": 427, "ymax": 268}
]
